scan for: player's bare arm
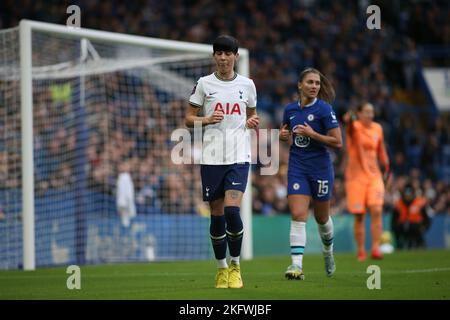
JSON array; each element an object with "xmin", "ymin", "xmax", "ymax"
[
  {"xmin": 279, "ymin": 124, "xmax": 290, "ymax": 141},
  {"xmin": 185, "ymin": 104, "xmax": 224, "ymax": 127},
  {"xmin": 294, "ymin": 123, "xmax": 342, "ymax": 149},
  {"xmin": 246, "ymin": 107, "xmax": 259, "ymax": 129},
  {"xmin": 378, "ymin": 137, "xmax": 391, "ymax": 185},
  {"xmin": 377, "ymin": 139, "xmax": 389, "ymax": 171}
]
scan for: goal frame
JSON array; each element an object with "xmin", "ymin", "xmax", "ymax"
[{"xmin": 18, "ymin": 19, "xmax": 253, "ymax": 270}]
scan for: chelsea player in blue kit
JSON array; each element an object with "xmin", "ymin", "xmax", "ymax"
[{"xmin": 279, "ymin": 68, "xmax": 342, "ymax": 280}]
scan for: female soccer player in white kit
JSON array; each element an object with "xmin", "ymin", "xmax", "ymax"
[{"xmin": 185, "ymin": 35, "xmax": 259, "ymax": 288}]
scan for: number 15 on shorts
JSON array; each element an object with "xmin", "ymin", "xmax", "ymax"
[{"xmin": 317, "ymin": 180, "xmax": 328, "ymax": 197}]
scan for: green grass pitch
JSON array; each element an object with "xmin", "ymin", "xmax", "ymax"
[{"xmin": 1, "ymin": 249, "xmax": 449, "ymax": 300}]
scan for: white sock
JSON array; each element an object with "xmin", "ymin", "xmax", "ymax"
[
  {"xmin": 318, "ymin": 217, "xmax": 334, "ymax": 255},
  {"xmin": 217, "ymin": 258, "xmax": 228, "ymax": 269},
  {"xmin": 230, "ymin": 256, "xmax": 240, "ymax": 265},
  {"xmin": 290, "ymin": 220, "xmax": 306, "ymax": 268}
]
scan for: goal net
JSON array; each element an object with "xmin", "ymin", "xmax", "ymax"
[{"xmin": 0, "ymin": 20, "xmax": 252, "ymax": 270}]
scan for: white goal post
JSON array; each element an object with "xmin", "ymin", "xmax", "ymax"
[{"xmin": 15, "ymin": 19, "xmax": 253, "ymax": 271}]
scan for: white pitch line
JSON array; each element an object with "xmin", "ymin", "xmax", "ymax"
[{"xmin": 402, "ymin": 267, "xmax": 450, "ymax": 274}]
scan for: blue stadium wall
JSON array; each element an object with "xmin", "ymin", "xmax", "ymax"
[{"xmin": 0, "ymin": 190, "xmax": 448, "ymax": 269}]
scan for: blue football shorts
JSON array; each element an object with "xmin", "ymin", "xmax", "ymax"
[
  {"xmin": 200, "ymin": 163, "xmax": 250, "ymax": 202},
  {"xmin": 287, "ymin": 170, "xmax": 334, "ymax": 201}
]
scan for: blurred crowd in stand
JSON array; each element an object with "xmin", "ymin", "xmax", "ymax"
[{"xmin": 0, "ymin": 0, "xmax": 448, "ymax": 223}]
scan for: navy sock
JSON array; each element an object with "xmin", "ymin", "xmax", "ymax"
[
  {"xmin": 225, "ymin": 206, "xmax": 243, "ymax": 258},
  {"xmin": 210, "ymin": 215, "xmax": 227, "ymax": 260}
]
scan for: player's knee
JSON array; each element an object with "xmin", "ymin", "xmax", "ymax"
[
  {"xmin": 224, "ymin": 191, "xmax": 243, "ymax": 207},
  {"xmin": 369, "ymin": 205, "xmax": 382, "ymax": 216},
  {"xmin": 209, "ymin": 199, "xmax": 224, "ymax": 215},
  {"xmin": 315, "ymin": 215, "xmax": 329, "ymax": 225},
  {"xmin": 290, "ymin": 210, "xmax": 308, "ymax": 221},
  {"xmin": 211, "ymin": 208, "xmax": 224, "ymax": 216}
]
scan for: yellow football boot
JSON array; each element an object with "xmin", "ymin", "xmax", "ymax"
[
  {"xmin": 228, "ymin": 261, "xmax": 243, "ymax": 289},
  {"xmin": 215, "ymin": 268, "xmax": 229, "ymax": 288}
]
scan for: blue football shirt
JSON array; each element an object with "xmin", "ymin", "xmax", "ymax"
[{"xmin": 282, "ymin": 98, "xmax": 339, "ymax": 173}]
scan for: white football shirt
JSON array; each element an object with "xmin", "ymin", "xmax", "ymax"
[{"xmin": 189, "ymin": 72, "xmax": 257, "ymax": 165}]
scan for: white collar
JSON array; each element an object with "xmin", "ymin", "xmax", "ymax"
[{"xmin": 298, "ymin": 98, "xmax": 317, "ymax": 108}]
